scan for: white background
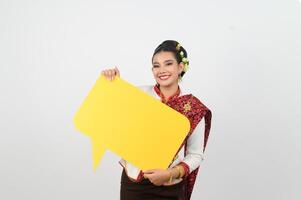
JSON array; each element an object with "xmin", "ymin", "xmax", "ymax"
[{"xmin": 0, "ymin": 0, "xmax": 300, "ymax": 199}]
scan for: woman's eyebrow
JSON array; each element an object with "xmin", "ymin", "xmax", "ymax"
[
  {"xmin": 153, "ymin": 60, "xmax": 174, "ymax": 64},
  {"xmin": 164, "ymin": 59, "xmax": 174, "ymax": 63}
]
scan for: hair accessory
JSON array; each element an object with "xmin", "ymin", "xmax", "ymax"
[
  {"xmin": 176, "ymin": 42, "xmax": 189, "ymax": 82},
  {"xmin": 179, "ymin": 52, "xmax": 189, "ymax": 73},
  {"xmin": 176, "ymin": 43, "xmax": 181, "ymax": 51}
]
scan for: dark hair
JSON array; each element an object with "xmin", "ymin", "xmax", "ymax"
[{"xmin": 151, "ymin": 40, "xmax": 189, "ymax": 79}]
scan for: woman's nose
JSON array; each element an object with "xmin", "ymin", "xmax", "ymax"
[{"xmin": 158, "ymin": 68, "xmax": 167, "ymax": 74}]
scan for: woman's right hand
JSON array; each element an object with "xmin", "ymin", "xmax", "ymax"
[{"xmin": 100, "ymin": 67, "xmax": 120, "ymax": 81}]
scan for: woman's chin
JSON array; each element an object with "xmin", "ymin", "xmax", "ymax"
[{"xmin": 157, "ymin": 79, "xmax": 174, "ymax": 87}]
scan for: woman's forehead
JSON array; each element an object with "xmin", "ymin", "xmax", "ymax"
[{"xmin": 153, "ymin": 51, "xmax": 176, "ymax": 63}]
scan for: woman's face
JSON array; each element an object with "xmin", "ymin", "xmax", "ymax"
[{"xmin": 152, "ymin": 51, "xmax": 184, "ymax": 88}]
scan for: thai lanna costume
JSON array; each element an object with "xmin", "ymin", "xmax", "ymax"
[{"xmin": 119, "ymin": 83, "xmax": 212, "ymax": 200}]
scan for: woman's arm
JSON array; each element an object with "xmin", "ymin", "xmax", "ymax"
[{"xmin": 177, "ymin": 118, "xmax": 205, "ymax": 178}]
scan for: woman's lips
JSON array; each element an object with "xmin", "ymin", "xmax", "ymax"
[{"xmin": 159, "ymin": 75, "xmax": 171, "ymax": 80}]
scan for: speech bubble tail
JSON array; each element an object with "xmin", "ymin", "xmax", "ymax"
[{"xmin": 91, "ymin": 138, "xmax": 105, "ymax": 172}]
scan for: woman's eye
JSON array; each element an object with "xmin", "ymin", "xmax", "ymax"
[
  {"xmin": 167, "ymin": 63, "xmax": 172, "ymax": 65},
  {"xmin": 153, "ymin": 65, "xmax": 159, "ymax": 68}
]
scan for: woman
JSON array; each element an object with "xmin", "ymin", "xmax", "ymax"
[{"xmin": 101, "ymin": 40, "xmax": 212, "ymax": 200}]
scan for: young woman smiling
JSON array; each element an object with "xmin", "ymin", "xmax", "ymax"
[{"xmin": 101, "ymin": 40, "xmax": 212, "ymax": 200}]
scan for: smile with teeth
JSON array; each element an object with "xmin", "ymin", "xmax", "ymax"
[{"xmin": 159, "ymin": 75, "xmax": 171, "ymax": 80}]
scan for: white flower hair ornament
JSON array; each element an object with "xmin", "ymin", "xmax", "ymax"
[{"xmin": 176, "ymin": 43, "xmax": 189, "ymax": 81}]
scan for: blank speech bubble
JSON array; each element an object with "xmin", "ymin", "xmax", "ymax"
[{"xmin": 73, "ymin": 75, "xmax": 190, "ymax": 171}]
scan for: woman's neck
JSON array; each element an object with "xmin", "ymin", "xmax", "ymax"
[{"xmin": 159, "ymin": 83, "xmax": 179, "ymax": 99}]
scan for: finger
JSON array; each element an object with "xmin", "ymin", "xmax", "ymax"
[
  {"xmin": 143, "ymin": 169, "xmax": 155, "ymax": 174},
  {"xmin": 103, "ymin": 70, "xmax": 110, "ymax": 80},
  {"xmin": 115, "ymin": 67, "xmax": 120, "ymax": 77},
  {"xmin": 111, "ymin": 69, "xmax": 117, "ymax": 80},
  {"xmin": 113, "ymin": 68, "xmax": 118, "ymax": 80},
  {"xmin": 111, "ymin": 68, "xmax": 117, "ymax": 79},
  {"xmin": 108, "ymin": 69, "xmax": 114, "ymax": 80}
]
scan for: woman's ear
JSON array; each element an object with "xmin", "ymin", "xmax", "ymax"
[{"xmin": 178, "ymin": 62, "xmax": 184, "ymax": 73}]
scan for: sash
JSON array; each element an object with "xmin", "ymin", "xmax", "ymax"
[{"xmin": 166, "ymin": 94, "xmax": 212, "ymax": 200}]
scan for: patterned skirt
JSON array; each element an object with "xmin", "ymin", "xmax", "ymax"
[{"xmin": 120, "ymin": 169, "xmax": 186, "ymax": 200}]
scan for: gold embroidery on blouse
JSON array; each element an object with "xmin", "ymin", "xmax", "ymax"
[
  {"xmin": 183, "ymin": 95, "xmax": 193, "ymax": 114},
  {"xmin": 183, "ymin": 102, "xmax": 191, "ymax": 113}
]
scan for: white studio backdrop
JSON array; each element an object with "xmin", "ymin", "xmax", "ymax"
[{"xmin": 0, "ymin": 0, "xmax": 300, "ymax": 199}]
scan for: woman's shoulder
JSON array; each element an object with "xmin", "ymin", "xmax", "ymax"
[
  {"xmin": 192, "ymin": 95, "xmax": 211, "ymax": 111},
  {"xmin": 184, "ymin": 89, "xmax": 210, "ymax": 112}
]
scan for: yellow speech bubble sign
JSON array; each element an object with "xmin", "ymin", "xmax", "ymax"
[{"xmin": 73, "ymin": 75, "xmax": 190, "ymax": 171}]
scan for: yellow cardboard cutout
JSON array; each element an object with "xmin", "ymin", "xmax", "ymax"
[{"xmin": 73, "ymin": 75, "xmax": 190, "ymax": 171}]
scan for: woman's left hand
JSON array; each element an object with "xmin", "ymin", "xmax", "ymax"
[{"xmin": 143, "ymin": 169, "xmax": 170, "ymax": 186}]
